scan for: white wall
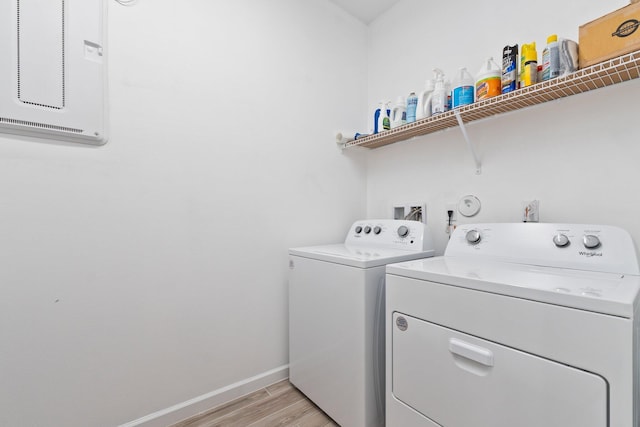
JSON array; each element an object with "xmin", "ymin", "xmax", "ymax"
[
  {"xmin": 0, "ymin": 1, "xmax": 368, "ymax": 426},
  {"xmin": 366, "ymin": 0, "xmax": 640, "ymax": 254}
]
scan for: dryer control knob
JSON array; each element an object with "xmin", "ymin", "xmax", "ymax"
[
  {"xmin": 397, "ymin": 225, "xmax": 409, "ymax": 238},
  {"xmin": 465, "ymin": 229, "xmax": 481, "ymax": 244},
  {"xmin": 553, "ymin": 233, "xmax": 570, "ymax": 247},
  {"xmin": 355, "ymin": 226, "xmax": 363, "ymax": 234},
  {"xmin": 374, "ymin": 226, "xmax": 382, "ymax": 235},
  {"xmin": 583, "ymin": 235, "xmax": 601, "ymax": 249},
  {"xmin": 364, "ymin": 226, "xmax": 372, "ymax": 234}
]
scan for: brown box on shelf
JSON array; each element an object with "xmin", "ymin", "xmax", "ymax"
[{"xmin": 579, "ymin": 3, "xmax": 640, "ymax": 68}]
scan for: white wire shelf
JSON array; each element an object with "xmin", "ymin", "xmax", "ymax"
[{"xmin": 344, "ymin": 49, "xmax": 640, "ymax": 150}]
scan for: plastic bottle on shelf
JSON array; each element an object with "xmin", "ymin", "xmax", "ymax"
[
  {"xmin": 431, "ymin": 69, "xmax": 447, "ymax": 115},
  {"xmin": 452, "ymin": 67, "xmax": 475, "ymax": 108},
  {"xmin": 390, "ymin": 96, "xmax": 407, "ymax": 129},
  {"xmin": 475, "ymin": 58, "xmax": 501, "ymax": 101},
  {"xmin": 541, "ymin": 34, "xmax": 560, "ymax": 81},
  {"xmin": 416, "ymin": 78, "xmax": 435, "ymax": 120},
  {"xmin": 537, "ymin": 64, "xmax": 543, "ymax": 83},
  {"xmin": 382, "ymin": 102, "xmax": 391, "ymax": 131},
  {"xmin": 406, "ymin": 92, "xmax": 418, "ymax": 123},
  {"xmin": 520, "ymin": 43, "xmax": 538, "ymax": 87},
  {"xmin": 502, "ymin": 44, "xmax": 518, "ymax": 93},
  {"xmin": 374, "ymin": 102, "xmax": 383, "ymax": 134},
  {"xmin": 374, "ymin": 101, "xmax": 391, "ymax": 134}
]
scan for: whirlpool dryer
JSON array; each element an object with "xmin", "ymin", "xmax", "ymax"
[
  {"xmin": 386, "ymin": 223, "xmax": 640, "ymax": 427},
  {"xmin": 289, "ymin": 220, "xmax": 435, "ymax": 427}
]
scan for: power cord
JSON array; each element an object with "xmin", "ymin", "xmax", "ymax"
[{"xmin": 446, "ymin": 210, "xmax": 454, "ymax": 239}]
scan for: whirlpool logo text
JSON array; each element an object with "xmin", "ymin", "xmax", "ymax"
[{"xmin": 579, "ymin": 251, "xmax": 603, "ymax": 257}]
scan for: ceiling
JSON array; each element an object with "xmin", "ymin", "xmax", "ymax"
[{"xmin": 328, "ymin": 0, "xmax": 402, "ymax": 24}]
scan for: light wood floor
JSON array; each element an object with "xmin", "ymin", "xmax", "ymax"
[{"xmin": 170, "ymin": 380, "xmax": 339, "ymax": 427}]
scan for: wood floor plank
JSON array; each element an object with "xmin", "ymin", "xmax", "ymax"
[
  {"xmin": 170, "ymin": 388, "xmax": 270, "ymax": 427},
  {"xmin": 202, "ymin": 387, "xmax": 306, "ymax": 427},
  {"xmin": 245, "ymin": 398, "xmax": 318, "ymax": 427},
  {"xmin": 295, "ymin": 408, "xmax": 337, "ymax": 427},
  {"xmin": 170, "ymin": 381, "xmax": 339, "ymax": 427},
  {"xmin": 265, "ymin": 379, "xmax": 295, "ymax": 396}
]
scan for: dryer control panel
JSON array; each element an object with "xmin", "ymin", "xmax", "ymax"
[
  {"xmin": 347, "ymin": 219, "xmax": 433, "ymax": 252},
  {"xmin": 446, "ymin": 223, "xmax": 639, "ymax": 275}
]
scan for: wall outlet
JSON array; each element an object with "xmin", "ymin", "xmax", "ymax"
[
  {"xmin": 446, "ymin": 203, "xmax": 457, "ymax": 223},
  {"xmin": 392, "ymin": 202, "xmax": 427, "ymax": 224}
]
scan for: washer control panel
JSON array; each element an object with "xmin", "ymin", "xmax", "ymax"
[
  {"xmin": 346, "ymin": 219, "xmax": 433, "ymax": 251},
  {"xmin": 446, "ymin": 223, "xmax": 639, "ymax": 275}
]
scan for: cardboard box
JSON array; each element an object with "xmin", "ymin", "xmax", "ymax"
[{"xmin": 579, "ymin": 3, "xmax": 640, "ymax": 68}]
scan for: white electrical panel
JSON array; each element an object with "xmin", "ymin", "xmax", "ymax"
[{"xmin": 0, "ymin": 0, "xmax": 107, "ymax": 145}]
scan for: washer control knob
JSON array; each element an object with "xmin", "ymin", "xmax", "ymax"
[
  {"xmin": 355, "ymin": 226, "xmax": 363, "ymax": 234},
  {"xmin": 465, "ymin": 229, "xmax": 481, "ymax": 245},
  {"xmin": 364, "ymin": 226, "xmax": 372, "ymax": 234},
  {"xmin": 553, "ymin": 233, "xmax": 570, "ymax": 247},
  {"xmin": 374, "ymin": 226, "xmax": 382, "ymax": 235},
  {"xmin": 583, "ymin": 235, "xmax": 601, "ymax": 249},
  {"xmin": 397, "ymin": 225, "xmax": 409, "ymax": 238}
]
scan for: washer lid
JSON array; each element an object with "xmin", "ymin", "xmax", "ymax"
[
  {"xmin": 386, "ymin": 257, "xmax": 640, "ymax": 317},
  {"xmin": 289, "ymin": 244, "xmax": 435, "ymax": 268}
]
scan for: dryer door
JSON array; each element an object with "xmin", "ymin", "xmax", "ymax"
[{"xmin": 391, "ymin": 312, "xmax": 607, "ymax": 427}]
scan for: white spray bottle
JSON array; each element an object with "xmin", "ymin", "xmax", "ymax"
[{"xmin": 431, "ymin": 68, "xmax": 447, "ymax": 116}]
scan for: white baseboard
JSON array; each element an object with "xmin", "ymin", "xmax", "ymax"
[{"xmin": 119, "ymin": 365, "xmax": 289, "ymax": 427}]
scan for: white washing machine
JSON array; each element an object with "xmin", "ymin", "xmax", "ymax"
[
  {"xmin": 289, "ymin": 219, "xmax": 435, "ymax": 427},
  {"xmin": 385, "ymin": 223, "xmax": 640, "ymax": 427}
]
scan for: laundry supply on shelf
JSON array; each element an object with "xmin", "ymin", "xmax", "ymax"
[
  {"xmin": 452, "ymin": 67, "xmax": 475, "ymax": 108},
  {"xmin": 520, "ymin": 43, "xmax": 538, "ymax": 87},
  {"xmin": 475, "ymin": 57, "xmax": 501, "ymax": 100},
  {"xmin": 391, "ymin": 96, "xmax": 407, "ymax": 129},
  {"xmin": 542, "ymin": 34, "xmax": 560, "ymax": 81},
  {"xmin": 431, "ymin": 69, "xmax": 447, "ymax": 115},
  {"xmin": 406, "ymin": 92, "xmax": 418, "ymax": 123},
  {"xmin": 416, "ymin": 76, "xmax": 436, "ymax": 120},
  {"xmin": 502, "ymin": 44, "xmax": 519, "ymax": 93}
]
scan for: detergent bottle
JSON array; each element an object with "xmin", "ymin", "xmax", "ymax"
[
  {"xmin": 416, "ymin": 78, "xmax": 435, "ymax": 120},
  {"xmin": 452, "ymin": 67, "xmax": 474, "ymax": 108},
  {"xmin": 374, "ymin": 101, "xmax": 389, "ymax": 134},
  {"xmin": 475, "ymin": 58, "xmax": 501, "ymax": 101},
  {"xmin": 390, "ymin": 96, "xmax": 407, "ymax": 129}
]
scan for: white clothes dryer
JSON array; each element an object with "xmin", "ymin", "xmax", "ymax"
[
  {"xmin": 289, "ymin": 220, "xmax": 435, "ymax": 427},
  {"xmin": 386, "ymin": 223, "xmax": 640, "ymax": 427}
]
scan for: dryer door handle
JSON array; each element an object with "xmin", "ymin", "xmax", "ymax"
[{"xmin": 449, "ymin": 338, "xmax": 494, "ymax": 367}]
